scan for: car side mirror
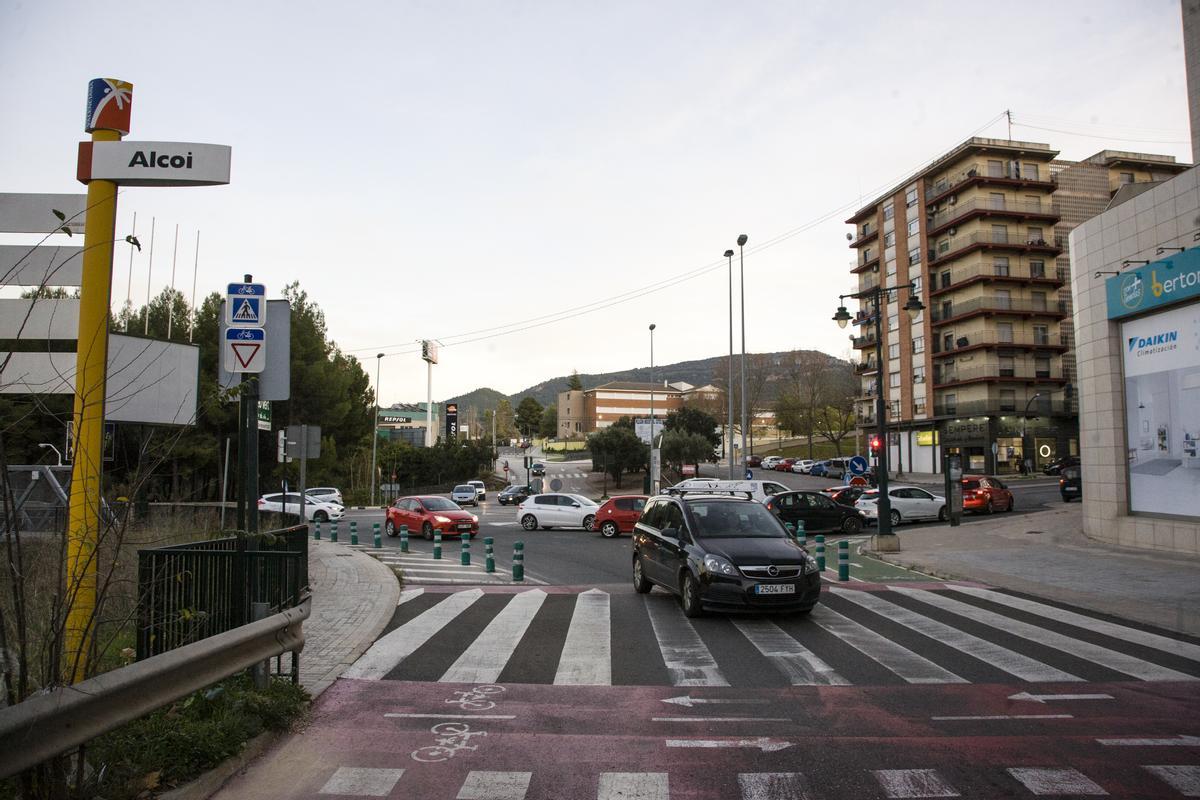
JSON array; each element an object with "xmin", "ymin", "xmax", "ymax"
[
  {"xmin": 661, "ymin": 525, "xmax": 680, "ymax": 540},
  {"xmin": 571, "ymin": 501, "xmax": 581, "ymax": 507}
]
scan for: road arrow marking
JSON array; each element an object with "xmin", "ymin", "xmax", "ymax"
[
  {"xmin": 1096, "ymin": 735, "xmax": 1200, "ymax": 747},
  {"xmin": 666, "ymin": 737, "xmax": 792, "ymax": 752},
  {"xmin": 654, "ymin": 716, "xmax": 789, "ymax": 723},
  {"xmin": 660, "ymin": 695, "xmax": 770, "ymax": 708},
  {"xmin": 1009, "ymin": 692, "xmax": 1114, "ymax": 703}
]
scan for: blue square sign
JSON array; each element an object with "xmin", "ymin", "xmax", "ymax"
[{"xmin": 227, "ymin": 283, "xmax": 266, "ymax": 327}]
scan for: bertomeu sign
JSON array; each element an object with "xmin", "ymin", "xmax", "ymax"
[{"xmin": 1107, "ymin": 247, "xmax": 1200, "ymax": 320}]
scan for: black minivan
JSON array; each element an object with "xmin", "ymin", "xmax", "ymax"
[{"xmin": 1060, "ymin": 465, "xmax": 1081, "ymax": 502}]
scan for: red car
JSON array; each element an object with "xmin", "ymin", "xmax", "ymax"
[
  {"xmin": 775, "ymin": 458, "xmax": 796, "ymax": 471},
  {"xmin": 961, "ymin": 475, "xmax": 1014, "ymax": 514},
  {"xmin": 385, "ymin": 495, "xmax": 479, "ymax": 539},
  {"xmin": 594, "ymin": 495, "xmax": 648, "ymax": 538}
]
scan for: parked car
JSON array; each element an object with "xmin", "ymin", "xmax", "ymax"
[
  {"xmin": 855, "ymin": 485, "xmax": 947, "ymax": 526},
  {"xmin": 962, "ymin": 475, "xmax": 1014, "ymax": 513},
  {"xmin": 497, "ymin": 484, "xmax": 534, "ymax": 505},
  {"xmin": 809, "ymin": 461, "xmax": 831, "ymax": 477},
  {"xmin": 518, "ymin": 493, "xmax": 600, "ymax": 531},
  {"xmin": 530, "ymin": 463, "xmax": 546, "ymax": 476},
  {"xmin": 666, "ymin": 479, "xmax": 791, "ymax": 504},
  {"xmin": 594, "ymin": 495, "xmax": 649, "ymax": 538},
  {"xmin": 765, "ymin": 490, "xmax": 865, "ymax": 534},
  {"xmin": 632, "ymin": 494, "xmax": 821, "ymax": 617},
  {"xmin": 451, "ymin": 484, "xmax": 479, "ymax": 506},
  {"xmin": 791, "ymin": 459, "xmax": 815, "ymax": 474},
  {"xmin": 821, "ymin": 485, "xmax": 868, "ymax": 507},
  {"xmin": 305, "ymin": 486, "xmax": 343, "ymax": 505},
  {"xmin": 468, "ymin": 480, "xmax": 487, "ymax": 501},
  {"xmin": 1060, "ymin": 465, "xmax": 1082, "ymax": 502},
  {"xmin": 761, "ymin": 456, "xmax": 784, "ymax": 470},
  {"xmin": 259, "ymin": 492, "xmax": 344, "ymax": 522},
  {"xmin": 824, "ymin": 458, "xmax": 850, "ymax": 479},
  {"xmin": 1043, "ymin": 456, "xmax": 1080, "ymax": 476},
  {"xmin": 385, "ymin": 495, "xmax": 479, "ymax": 539},
  {"xmin": 775, "ymin": 458, "xmax": 796, "ymax": 472},
  {"xmin": 745, "ymin": 454, "xmax": 763, "ymax": 468}
]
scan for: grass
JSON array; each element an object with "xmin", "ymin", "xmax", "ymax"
[{"xmin": 757, "ymin": 441, "xmax": 855, "ymax": 460}]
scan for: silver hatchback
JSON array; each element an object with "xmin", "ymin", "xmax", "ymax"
[{"xmin": 451, "ymin": 484, "xmax": 479, "ymax": 506}]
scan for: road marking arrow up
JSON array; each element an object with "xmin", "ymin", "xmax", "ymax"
[
  {"xmin": 666, "ymin": 737, "xmax": 792, "ymax": 752},
  {"xmin": 1096, "ymin": 735, "xmax": 1200, "ymax": 747},
  {"xmin": 660, "ymin": 695, "xmax": 770, "ymax": 708},
  {"xmin": 1009, "ymin": 692, "xmax": 1114, "ymax": 703}
]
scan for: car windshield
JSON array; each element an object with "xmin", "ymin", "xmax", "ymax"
[
  {"xmin": 689, "ymin": 500, "xmax": 785, "ymax": 539},
  {"xmin": 423, "ymin": 497, "xmax": 460, "ymax": 511},
  {"xmin": 454, "ymin": 485, "xmax": 473, "ymax": 493}
]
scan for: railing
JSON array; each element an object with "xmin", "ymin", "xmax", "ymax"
[
  {"xmin": 929, "ymin": 232, "xmax": 1064, "ymax": 263},
  {"xmin": 851, "ymin": 224, "xmax": 878, "ymax": 247},
  {"xmin": 852, "ymin": 332, "xmax": 879, "ymax": 348},
  {"xmin": 926, "ymin": 162, "xmax": 1052, "ymax": 201},
  {"xmin": 930, "ymin": 263, "xmax": 1068, "ymax": 293},
  {"xmin": 860, "ymin": 272, "xmax": 880, "ymax": 291},
  {"xmin": 930, "ymin": 297, "xmax": 1069, "ymax": 322},
  {"xmin": 932, "ymin": 398, "xmax": 1067, "ymax": 417},
  {"xmin": 932, "ymin": 330, "xmax": 1068, "ymax": 353},
  {"xmin": 933, "ymin": 366, "xmax": 1066, "ymax": 385},
  {"xmin": 853, "ymin": 359, "xmax": 878, "ymax": 374},
  {"xmin": 929, "ymin": 197, "xmax": 1057, "ymax": 230},
  {"xmin": 137, "ymin": 524, "xmax": 309, "ymax": 661}
]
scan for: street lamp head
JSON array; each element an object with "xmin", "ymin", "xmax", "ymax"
[
  {"xmin": 736, "ymin": 234, "xmax": 748, "ymax": 247},
  {"xmin": 723, "ymin": 249, "xmax": 734, "ymax": 258},
  {"xmin": 832, "ymin": 305, "xmax": 852, "ymax": 329},
  {"xmin": 649, "ymin": 323, "xmax": 656, "ymax": 331},
  {"xmin": 902, "ymin": 293, "xmax": 925, "ymax": 322},
  {"xmin": 376, "ymin": 352, "xmax": 384, "ymax": 359}
]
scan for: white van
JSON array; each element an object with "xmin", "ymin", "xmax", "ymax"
[{"xmin": 665, "ymin": 478, "xmax": 791, "ymax": 504}]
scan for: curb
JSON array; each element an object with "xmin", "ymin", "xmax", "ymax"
[{"xmin": 157, "ymin": 730, "xmax": 279, "ymax": 800}]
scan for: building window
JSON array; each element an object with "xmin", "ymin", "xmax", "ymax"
[
  {"xmin": 911, "ymin": 276, "xmax": 922, "ymax": 295},
  {"xmin": 989, "ymin": 192, "xmax": 1006, "ymax": 210},
  {"xmin": 1027, "ymin": 226, "xmax": 1044, "ymax": 245},
  {"xmin": 991, "ymin": 224, "xmax": 1009, "ymax": 243},
  {"xmin": 863, "ymin": 247, "xmax": 872, "ymax": 263},
  {"xmin": 886, "ymin": 258, "xmax": 898, "ymax": 277},
  {"xmin": 889, "ymin": 400, "xmax": 901, "ymax": 419},
  {"xmin": 912, "ymin": 336, "xmax": 925, "ymax": 354},
  {"xmin": 888, "ymin": 343, "xmax": 900, "ymax": 359},
  {"xmin": 1033, "ymin": 324, "xmax": 1049, "ymax": 345},
  {"xmin": 1021, "ymin": 162, "xmax": 1040, "ymax": 180},
  {"xmin": 905, "ymin": 186, "xmax": 918, "ymax": 207},
  {"xmin": 940, "ymin": 270, "xmax": 952, "ymax": 289},
  {"xmin": 884, "ymin": 231, "xmax": 895, "ymax": 247},
  {"xmin": 914, "ymin": 398, "xmax": 927, "ymax": 415},
  {"xmin": 987, "ymin": 160, "xmax": 1004, "ymax": 177},
  {"xmin": 1030, "ymin": 259, "xmax": 1045, "ymax": 278},
  {"xmin": 1031, "ymin": 291, "xmax": 1047, "ymax": 311},
  {"xmin": 1119, "ymin": 171, "xmax": 1135, "ymax": 185},
  {"xmin": 883, "ymin": 202, "xmax": 895, "ymax": 220},
  {"xmin": 994, "ymin": 289, "xmax": 1011, "ymax": 310},
  {"xmin": 1035, "ymin": 357, "xmax": 1051, "ymax": 378},
  {"xmin": 993, "ymin": 256, "xmax": 1010, "ymax": 276},
  {"xmin": 938, "ymin": 239, "xmax": 951, "ymax": 254},
  {"xmin": 908, "ymin": 247, "xmax": 921, "ymax": 265},
  {"xmin": 943, "ymin": 332, "xmax": 954, "ymax": 352},
  {"xmin": 999, "ymin": 356, "xmax": 1015, "ymax": 377},
  {"xmin": 999, "ymin": 389, "xmax": 1017, "ymax": 412},
  {"xmin": 913, "ymin": 365, "xmax": 926, "ymax": 384},
  {"xmin": 944, "ymin": 392, "xmax": 958, "ymax": 414},
  {"xmin": 888, "ymin": 312, "xmax": 899, "ymax": 332},
  {"xmin": 907, "ymin": 218, "xmax": 920, "ymax": 236},
  {"xmin": 997, "ymin": 322, "xmax": 1014, "ymax": 343},
  {"xmin": 890, "ymin": 371, "xmax": 901, "ymax": 388}
]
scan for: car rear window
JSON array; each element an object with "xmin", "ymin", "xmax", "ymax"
[{"xmin": 962, "ymin": 480, "xmax": 982, "ymax": 490}]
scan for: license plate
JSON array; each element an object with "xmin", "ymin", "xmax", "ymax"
[
  {"xmin": 755, "ymin": 584, "xmax": 796, "ymax": 595},
  {"xmin": 1063, "ymin": 487, "xmax": 1078, "ymax": 493},
  {"xmin": 457, "ymin": 524, "xmax": 472, "ymax": 530}
]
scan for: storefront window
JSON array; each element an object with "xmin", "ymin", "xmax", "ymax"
[{"xmin": 995, "ymin": 437, "xmax": 1023, "ymax": 474}]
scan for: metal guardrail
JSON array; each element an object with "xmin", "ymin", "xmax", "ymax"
[{"xmin": 0, "ymin": 596, "xmax": 310, "ymax": 780}]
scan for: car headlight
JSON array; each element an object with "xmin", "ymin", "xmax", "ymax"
[
  {"xmin": 471, "ymin": 515, "xmax": 479, "ymax": 523},
  {"xmin": 703, "ymin": 555, "xmax": 738, "ymax": 576},
  {"xmin": 803, "ymin": 555, "xmax": 819, "ymax": 574},
  {"xmin": 434, "ymin": 515, "xmax": 452, "ymax": 523}
]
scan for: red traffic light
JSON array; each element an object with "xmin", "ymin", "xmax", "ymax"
[{"xmin": 869, "ymin": 435, "xmax": 882, "ymax": 454}]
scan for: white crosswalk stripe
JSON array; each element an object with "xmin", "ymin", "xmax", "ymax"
[
  {"xmin": 1143, "ymin": 765, "xmax": 1200, "ymax": 797},
  {"xmin": 732, "ymin": 618, "xmax": 849, "ymax": 685},
  {"xmin": 810, "ymin": 605, "xmax": 966, "ymax": 684},
  {"xmin": 738, "ymin": 772, "xmax": 815, "ymax": 800},
  {"xmin": 873, "ymin": 769, "xmax": 959, "ymax": 798},
  {"xmin": 597, "ymin": 773, "xmax": 668, "ymax": 800},
  {"xmin": 644, "ymin": 597, "xmax": 729, "ymax": 686},
  {"xmin": 344, "ymin": 589, "xmax": 483, "ymax": 680},
  {"xmin": 555, "ymin": 588, "xmax": 611, "ymax": 685},
  {"xmin": 441, "ymin": 589, "xmax": 547, "ymax": 683},
  {"xmin": 457, "ymin": 771, "xmax": 532, "ymax": 800}
]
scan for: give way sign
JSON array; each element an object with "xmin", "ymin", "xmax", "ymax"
[{"xmin": 224, "ymin": 328, "xmax": 266, "ymax": 373}]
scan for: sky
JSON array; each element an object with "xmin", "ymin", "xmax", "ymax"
[{"xmin": 2, "ymin": 0, "xmax": 1194, "ymax": 406}]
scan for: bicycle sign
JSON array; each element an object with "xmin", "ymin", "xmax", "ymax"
[
  {"xmin": 226, "ymin": 282, "xmax": 266, "ymax": 328},
  {"xmin": 411, "ymin": 721, "xmax": 487, "ymax": 762},
  {"xmin": 446, "ymin": 684, "xmax": 505, "ymax": 711}
]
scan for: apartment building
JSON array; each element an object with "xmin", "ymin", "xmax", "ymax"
[
  {"xmin": 555, "ymin": 381, "xmax": 691, "ymax": 436},
  {"xmin": 846, "ymin": 137, "xmax": 1187, "ymax": 476}
]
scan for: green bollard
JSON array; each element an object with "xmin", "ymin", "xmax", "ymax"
[
  {"xmin": 313, "ymin": 521, "xmax": 321, "ymax": 540},
  {"xmin": 330, "ymin": 521, "xmax": 339, "ymax": 543},
  {"xmin": 815, "ymin": 534, "xmax": 826, "ymax": 572},
  {"xmin": 373, "ymin": 522, "xmax": 381, "ymax": 548},
  {"xmin": 785, "ymin": 522, "xmax": 795, "ymax": 536},
  {"xmin": 350, "ymin": 520, "xmax": 359, "ymax": 546},
  {"xmin": 512, "ymin": 540, "xmax": 524, "ymax": 582},
  {"xmin": 485, "ymin": 536, "xmax": 495, "ymax": 573},
  {"xmin": 838, "ymin": 539, "xmax": 850, "ymax": 582},
  {"xmin": 796, "ymin": 519, "xmax": 806, "ymax": 548},
  {"xmin": 400, "ymin": 524, "xmax": 409, "ymax": 553},
  {"xmin": 461, "ymin": 535, "xmax": 471, "ymax": 566},
  {"xmin": 433, "ymin": 530, "xmax": 442, "ymax": 560}
]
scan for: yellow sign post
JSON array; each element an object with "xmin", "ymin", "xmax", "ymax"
[{"xmin": 63, "ymin": 78, "xmax": 132, "ymax": 682}]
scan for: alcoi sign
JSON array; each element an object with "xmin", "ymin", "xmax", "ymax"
[{"xmin": 77, "ymin": 140, "xmax": 231, "ymax": 187}]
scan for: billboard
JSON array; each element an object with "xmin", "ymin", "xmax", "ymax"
[
  {"xmin": 634, "ymin": 417, "xmax": 663, "ymax": 445},
  {"xmin": 1122, "ymin": 302, "xmax": 1200, "ymax": 519},
  {"xmin": 445, "ymin": 403, "xmax": 458, "ymax": 440}
]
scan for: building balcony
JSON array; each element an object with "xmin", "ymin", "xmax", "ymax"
[
  {"xmin": 852, "ymin": 331, "xmax": 879, "ymax": 349},
  {"xmin": 932, "ymin": 329, "xmax": 1069, "ymax": 355},
  {"xmin": 930, "ymin": 296, "xmax": 1070, "ymax": 325},
  {"xmin": 929, "ymin": 263, "xmax": 1067, "ymax": 297},
  {"xmin": 853, "ymin": 359, "xmax": 879, "ymax": 374},
  {"xmin": 928, "ymin": 232, "xmax": 1063, "ymax": 266},
  {"xmin": 852, "ymin": 253, "xmax": 881, "ymax": 274},
  {"xmin": 924, "ymin": 162, "xmax": 1056, "ymax": 207},
  {"xmin": 932, "ymin": 365, "xmax": 1068, "ymax": 388},
  {"xmin": 931, "ymin": 397, "xmax": 1069, "ymax": 418},
  {"xmin": 859, "ymin": 272, "xmax": 880, "ymax": 292},
  {"xmin": 927, "ymin": 197, "xmax": 1059, "ymax": 236},
  {"xmin": 850, "ymin": 225, "xmax": 879, "ymax": 248}
]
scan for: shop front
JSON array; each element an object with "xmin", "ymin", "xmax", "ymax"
[{"xmin": 940, "ymin": 417, "xmax": 992, "ymax": 474}]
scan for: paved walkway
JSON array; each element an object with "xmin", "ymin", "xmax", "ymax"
[{"xmin": 868, "ymin": 506, "xmax": 1200, "ymax": 637}]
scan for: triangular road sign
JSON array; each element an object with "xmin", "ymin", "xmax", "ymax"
[{"xmin": 232, "ymin": 342, "xmax": 261, "ymax": 369}]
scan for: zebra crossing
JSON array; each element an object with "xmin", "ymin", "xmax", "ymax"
[
  {"xmin": 346, "ymin": 583, "xmax": 1200, "ymax": 687},
  {"xmin": 344, "ymin": 543, "xmax": 545, "ymax": 585}
]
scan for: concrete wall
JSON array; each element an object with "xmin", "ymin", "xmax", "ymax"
[{"xmin": 1069, "ymin": 165, "xmax": 1200, "ymax": 553}]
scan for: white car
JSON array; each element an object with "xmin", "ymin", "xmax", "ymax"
[
  {"xmin": 468, "ymin": 480, "xmax": 487, "ymax": 501},
  {"xmin": 792, "ymin": 459, "xmax": 815, "ymax": 474},
  {"xmin": 259, "ymin": 492, "xmax": 344, "ymax": 522},
  {"xmin": 306, "ymin": 486, "xmax": 343, "ymax": 505},
  {"xmin": 451, "ymin": 484, "xmax": 479, "ymax": 506},
  {"xmin": 855, "ymin": 485, "xmax": 947, "ymax": 526},
  {"xmin": 666, "ymin": 479, "xmax": 791, "ymax": 504},
  {"xmin": 518, "ymin": 493, "xmax": 600, "ymax": 531},
  {"xmin": 761, "ymin": 456, "xmax": 784, "ymax": 470}
]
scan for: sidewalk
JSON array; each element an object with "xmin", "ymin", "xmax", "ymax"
[{"xmin": 867, "ymin": 506, "xmax": 1200, "ymax": 637}]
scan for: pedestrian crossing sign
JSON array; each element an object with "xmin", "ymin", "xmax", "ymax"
[{"xmin": 226, "ymin": 282, "xmax": 266, "ymax": 328}]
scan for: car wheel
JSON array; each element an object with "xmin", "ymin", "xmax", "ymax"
[
  {"xmin": 841, "ymin": 515, "xmax": 863, "ymax": 535},
  {"xmin": 889, "ymin": 509, "xmax": 902, "ymax": 527},
  {"xmin": 632, "ymin": 555, "xmax": 652, "ymax": 593},
  {"xmin": 937, "ymin": 506, "xmax": 947, "ymax": 522},
  {"xmin": 600, "ymin": 521, "xmax": 620, "ymax": 538},
  {"xmin": 385, "ymin": 520, "xmax": 397, "ymax": 537},
  {"xmin": 1007, "ymin": 496, "xmax": 1015, "ymax": 512},
  {"xmin": 422, "ymin": 522, "xmax": 434, "ymax": 540},
  {"xmin": 313, "ymin": 510, "xmax": 329, "ymax": 523},
  {"xmin": 680, "ymin": 573, "xmax": 704, "ymax": 618},
  {"xmin": 583, "ymin": 514, "xmax": 596, "ymax": 532},
  {"xmin": 986, "ymin": 499, "xmax": 996, "ymax": 514},
  {"xmin": 521, "ymin": 514, "xmax": 538, "ymax": 531},
  {"xmin": 1062, "ymin": 494, "xmax": 1071, "ymax": 503}
]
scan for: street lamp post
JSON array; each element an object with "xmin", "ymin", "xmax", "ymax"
[
  {"xmin": 737, "ymin": 234, "xmax": 748, "ymax": 468},
  {"xmin": 1021, "ymin": 392, "xmax": 1043, "ymax": 475},
  {"xmin": 725, "ymin": 248, "xmax": 736, "ymax": 478},
  {"xmin": 649, "ymin": 323, "xmax": 657, "ymax": 493},
  {"xmin": 370, "ymin": 353, "xmax": 383, "ymax": 507},
  {"xmin": 833, "ymin": 283, "xmax": 924, "ymax": 550}
]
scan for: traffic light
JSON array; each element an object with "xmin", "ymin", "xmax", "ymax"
[{"xmin": 869, "ymin": 435, "xmax": 882, "ymax": 455}]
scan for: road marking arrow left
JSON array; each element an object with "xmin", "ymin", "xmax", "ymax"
[
  {"xmin": 666, "ymin": 737, "xmax": 792, "ymax": 752},
  {"xmin": 660, "ymin": 695, "xmax": 770, "ymax": 708}
]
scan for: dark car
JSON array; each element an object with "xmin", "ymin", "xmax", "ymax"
[
  {"xmin": 821, "ymin": 485, "xmax": 868, "ymax": 507},
  {"xmin": 531, "ymin": 463, "xmax": 546, "ymax": 476},
  {"xmin": 631, "ymin": 494, "xmax": 821, "ymax": 617},
  {"xmin": 1060, "ymin": 465, "xmax": 1081, "ymax": 502},
  {"xmin": 745, "ymin": 454, "xmax": 763, "ymax": 468},
  {"xmin": 1043, "ymin": 456, "xmax": 1079, "ymax": 476},
  {"xmin": 765, "ymin": 490, "xmax": 866, "ymax": 534},
  {"xmin": 497, "ymin": 484, "xmax": 533, "ymax": 505}
]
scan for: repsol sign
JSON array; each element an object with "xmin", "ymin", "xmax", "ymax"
[{"xmin": 128, "ymin": 149, "xmax": 194, "ymax": 169}]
